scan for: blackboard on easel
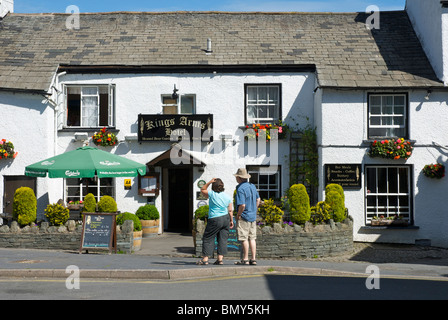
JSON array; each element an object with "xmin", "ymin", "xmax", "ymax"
[{"xmin": 79, "ymin": 213, "xmax": 117, "ymax": 254}]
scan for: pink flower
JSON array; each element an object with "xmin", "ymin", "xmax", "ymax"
[{"xmin": 278, "ymin": 126, "xmax": 283, "ymax": 133}]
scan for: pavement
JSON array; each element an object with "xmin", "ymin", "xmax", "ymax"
[{"xmin": 1, "ymin": 232, "xmax": 448, "ymax": 281}]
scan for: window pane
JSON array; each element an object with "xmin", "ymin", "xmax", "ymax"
[
  {"xmin": 377, "ymin": 168, "xmax": 387, "ymax": 193},
  {"xmin": 268, "ymin": 87, "xmax": 279, "ymax": 103},
  {"xmin": 258, "ymin": 87, "xmax": 268, "ymax": 103},
  {"xmin": 399, "ymin": 168, "xmax": 409, "ymax": 193},
  {"xmin": 366, "ymin": 168, "xmax": 376, "ymax": 193},
  {"xmin": 394, "ymin": 95, "xmax": 405, "ymax": 106},
  {"xmin": 258, "ymin": 105, "xmax": 268, "ymax": 119},
  {"xmin": 370, "ymin": 95, "xmax": 381, "ymax": 106},
  {"xmin": 388, "ymin": 168, "xmax": 398, "ymax": 193},
  {"xmin": 82, "ymin": 87, "xmax": 98, "ymax": 96},
  {"xmin": 181, "ymin": 96, "xmax": 195, "ymax": 114},
  {"xmin": 247, "ymin": 105, "xmax": 256, "ymax": 120},
  {"xmin": 247, "ymin": 87, "xmax": 257, "ymax": 103}
]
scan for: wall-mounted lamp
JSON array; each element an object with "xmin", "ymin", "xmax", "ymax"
[
  {"xmin": 425, "ymin": 89, "xmax": 432, "ymax": 101},
  {"xmin": 172, "ymin": 85, "xmax": 179, "ymax": 100}
]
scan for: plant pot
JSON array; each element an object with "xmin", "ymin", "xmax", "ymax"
[
  {"xmin": 133, "ymin": 230, "xmax": 142, "ymax": 251},
  {"xmin": 141, "ymin": 219, "xmax": 159, "ymax": 238},
  {"xmin": 371, "ymin": 219, "xmax": 408, "ymax": 227}
]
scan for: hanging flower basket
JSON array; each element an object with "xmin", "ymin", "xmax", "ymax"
[
  {"xmin": 422, "ymin": 163, "xmax": 445, "ymax": 179},
  {"xmin": 245, "ymin": 122, "xmax": 288, "ymax": 141},
  {"xmin": 92, "ymin": 127, "xmax": 118, "ymax": 147},
  {"xmin": 0, "ymin": 139, "xmax": 18, "ymax": 160},
  {"xmin": 368, "ymin": 138, "xmax": 413, "ymax": 160}
]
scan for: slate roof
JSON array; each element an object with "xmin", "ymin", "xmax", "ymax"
[{"xmin": 0, "ymin": 11, "xmax": 443, "ymax": 92}]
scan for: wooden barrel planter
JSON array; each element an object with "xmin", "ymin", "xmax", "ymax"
[
  {"xmin": 133, "ymin": 230, "xmax": 143, "ymax": 251},
  {"xmin": 141, "ymin": 219, "xmax": 159, "ymax": 237}
]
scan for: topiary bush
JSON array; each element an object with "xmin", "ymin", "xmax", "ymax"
[
  {"xmin": 97, "ymin": 195, "xmax": 117, "ymax": 213},
  {"xmin": 82, "ymin": 193, "xmax": 97, "ymax": 213},
  {"xmin": 325, "ymin": 191, "xmax": 346, "ymax": 222},
  {"xmin": 258, "ymin": 199, "xmax": 284, "ymax": 226},
  {"xmin": 325, "ymin": 184, "xmax": 345, "ymax": 208},
  {"xmin": 116, "ymin": 212, "xmax": 141, "ymax": 231},
  {"xmin": 287, "ymin": 184, "xmax": 311, "ymax": 225},
  {"xmin": 45, "ymin": 203, "xmax": 69, "ymax": 226},
  {"xmin": 13, "ymin": 187, "xmax": 37, "ymax": 226},
  {"xmin": 135, "ymin": 204, "xmax": 159, "ymax": 220}
]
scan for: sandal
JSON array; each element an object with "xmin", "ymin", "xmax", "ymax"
[
  {"xmin": 234, "ymin": 260, "xmax": 249, "ymax": 265},
  {"xmin": 196, "ymin": 259, "xmax": 209, "ymax": 265},
  {"xmin": 249, "ymin": 259, "xmax": 257, "ymax": 265},
  {"xmin": 213, "ymin": 260, "xmax": 224, "ymax": 265}
]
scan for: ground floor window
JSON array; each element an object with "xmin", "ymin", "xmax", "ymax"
[
  {"xmin": 365, "ymin": 166, "xmax": 412, "ymax": 224},
  {"xmin": 65, "ymin": 178, "xmax": 115, "ymax": 204},
  {"xmin": 247, "ymin": 165, "xmax": 281, "ymax": 200}
]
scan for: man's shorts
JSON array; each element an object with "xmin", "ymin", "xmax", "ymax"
[{"xmin": 237, "ymin": 219, "xmax": 257, "ymax": 241}]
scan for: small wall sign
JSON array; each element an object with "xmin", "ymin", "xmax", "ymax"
[
  {"xmin": 124, "ymin": 179, "xmax": 132, "ymax": 190},
  {"xmin": 325, "ymin": 164, "xmax": 362, "ymax": 189}
]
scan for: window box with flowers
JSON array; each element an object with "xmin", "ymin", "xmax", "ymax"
[
  {"xmin": 371, "ymin": 215, "xmax": 409, "ymax": 227},
  {"xmin": 0, "ymin": 139, "xmax": 18, "ymax": 160},
  {"xmin": 368, "ymin": 138, "xmax": 413, "ymax": 160},
  {"xmin": 92, "ymin": 127, "xmax": 118, "ymax": 147},
  {"xmin": 422, "ymin": 163, "xmax": 445, "ymax": 179},
  {"xmin": 244, "ymin": 122, "xmax": 289, "ymax": 141}
]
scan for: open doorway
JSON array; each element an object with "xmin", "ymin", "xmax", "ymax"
[{"xmin": 164, "ymin": 167, "xmax": 193, "ymax": 232}]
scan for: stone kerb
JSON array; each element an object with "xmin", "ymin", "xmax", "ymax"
[
  {"xmin": 0, "ymin": 220, "xmax": 134, "ymax": 252},
  {"xmin": 195, "ymin": 219, "xmax": 354, "ymax": 259}
]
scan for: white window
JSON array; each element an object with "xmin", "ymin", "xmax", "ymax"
[
  {"xmin": 162, "ymin": 95, "xmax": 195, "ymax": 114},
  {"xmin": 365, "ymin": 166, "xmax": 411, "ymax": 224},
  {"xmin": 247, "ymin": 166, "xmax": 281, "ymax": 200},
  {"xmin": 65, "ymin": 178, "xmax": 115, "ymax": 204},
  {"xmin": 368, "ymin": 94, "xmax": 407, "ymax": 138},
  {"xmin": 246, "ymin": 85, "xmax": 281, "ymax": 124},
  {"xmin": 65, "ymin": 85, "xmax": 115, "ymax": 128}
]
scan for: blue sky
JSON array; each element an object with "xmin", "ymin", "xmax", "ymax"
[{"xmin": 15, "ymin": 0, "xmax": 406, "ymax": 13}]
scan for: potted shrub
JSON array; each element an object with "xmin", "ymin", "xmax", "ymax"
[
  {"xmin": 135, "ymin": 204, "xmax": 160, "ymax": 238},
  {"xmin": 97, "ymin": 195, "xmax": 117, "ymax": 213},
  {"xmin": 12, "ymin": 187, "xmax": 37, "ymax": 227},
  {"xmin": 117, "ymin": 212, "xmax": 142, "ymax": 251},
  {"xmin": 193, "ymin": 205, "xmax": 209, "ymax": 246},
  {"xmin": 422, "ymin": 163, "xmax": 445, "ymax": 179}
]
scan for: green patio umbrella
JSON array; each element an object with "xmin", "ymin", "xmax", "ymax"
[{"xmin": 25, "ymin": 146, "xmax": 146, "ymax": 178}]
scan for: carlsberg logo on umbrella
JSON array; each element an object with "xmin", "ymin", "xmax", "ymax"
[{"xmin": 65, "ymin": 170, "xmax": 81, "ymax": 177}]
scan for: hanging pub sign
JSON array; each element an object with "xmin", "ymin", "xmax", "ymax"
[
  {"xmin": 325, "ymin": 164, "xmax": 362, "ymax": 189},
  {"xmin": 138, "ymin": 114, "xmax": 213, "ymax": 142}
]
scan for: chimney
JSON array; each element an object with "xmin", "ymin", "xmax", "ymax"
[
  {"xmin": 406, "ymin": 0, "xmax": 448, "ymax": 86},
  {"xmin": 0, "ymin": 0, "xmax": 13, "ymax": 18}
]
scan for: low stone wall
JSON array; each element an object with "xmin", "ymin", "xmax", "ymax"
[
  {"xmin": 195, "ymin": 219, "xmax": 354, "ymax": 259},
  {"xmin": 0, "ymin": 220, "xmax": 137, "ymax": 253}
]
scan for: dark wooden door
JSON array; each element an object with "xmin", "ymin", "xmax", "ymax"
[{"xmin": 3, "ymin": 176, "xmax": 36, "ymax": 214}]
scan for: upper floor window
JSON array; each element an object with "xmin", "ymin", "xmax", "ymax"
[
  {"xmin": 162, "ymin": 94, "xmax": 196, "ymax": 115},
  {"xmin": 245, "ymin": 84, "xmax": 281, "ymax": 124},
  {"xmin": 368, "ymin": 93, "xmax": 407, "ymax": 139},
  {"xmin": 65, "ymin": 85, "xmax": 115, "ymax": 128}
]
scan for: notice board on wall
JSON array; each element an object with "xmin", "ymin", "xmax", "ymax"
[{"xmin": 79, "ymin": 213, "xmax": 117, "ymax": 254}]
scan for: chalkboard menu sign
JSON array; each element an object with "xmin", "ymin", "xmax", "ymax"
[
  {"xmin": 79, "ymin": 213, "xmax": 117, "ymax": 254},
  {"xmin": 325, "ymin": 164, "xmax": 362, "ymax": 189},
  {"xmin": 215, "ymin": 217, "xmax": 240, "ymax": 252}
]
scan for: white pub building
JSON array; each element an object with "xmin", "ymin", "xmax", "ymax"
[{"xmin": 2, "ymin": 0, "xmax": 448, "ymax": 247}]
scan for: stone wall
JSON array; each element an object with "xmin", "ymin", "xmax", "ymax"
[
  {"xmin": 195, "ymin": 219, "xmax": 354, "ymax": 259},
  {"xmin": 0, "ymin": 220, "xmax": 136, "ymax": 253}
]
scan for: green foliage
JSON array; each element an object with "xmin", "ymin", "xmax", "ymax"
[
  {"xmin": 194, "ymin": 205, "xmax": 209, "ymax": 221},
  {"xmin": 325, "ymin": 191, "xmax": 346, "ymax": 222},
  {"xmin": 135, "ymin": 204, "xmax": 159, "ymax": 220},
  {"xmin": 287, "ymin": 184, "xmax": 311, "ymax": 225},
  {"xmin": 258, "ymin": 199, "xmax": 284, "ymax": 226},
  {"xmin": 97, "ymin": 195, "xmax": 117, "ymax": 213},
  {"xmin": 82, "ymin": 193, "xmax": 97, "ymax": 213},
  {"xmin": 12, "ymin": 187, "xmax": 37, "ymax": 226},
  {"xmin": 116, "ymin": 212, "xmax": 142, "ymax": 231},
  {"xmin": 325, "ymin": 184, "xmax": 345, "ymax": 207},
  {"xmin": 45, "ymin": 203, "xmax": 69, "ymax": 226},
  {"xmin": 310, "ymin": 201, "xmax": 332, "ymax": 224}
]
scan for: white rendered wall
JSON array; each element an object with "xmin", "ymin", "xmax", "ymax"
[{"xmin": 320, "ymin": 88, "xmax": 448, "ymax": 247}]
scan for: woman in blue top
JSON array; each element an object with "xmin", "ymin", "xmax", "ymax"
[{"xmin": 197, "ymin": 178, "xmax": 233, "ymax": 265}]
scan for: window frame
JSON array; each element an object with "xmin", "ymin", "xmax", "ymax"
[
  {"xmin": 364, "ymin": 165, "xmax": 413, "ymax": 226},
  {"xmin": 162, "ymin": 94, "xmax": 196, "ymax": 115},
  {"xmin": 246, "ymin": 165, "xmax": 281, "ymax": 200},
  {"xmin": 244, "ymin": 84, "xmax": 282, "ymax": 125},
  {"xmin": 367, "ymin": 92, "xmax": 409, "ymax": 140},
  {"xmin": 63, "ymin": 84, "xmax": 116, "ymax": 128},
  {"xmin": 65, "ymin": 177, "xmax": 115, "ymax": 204}
]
